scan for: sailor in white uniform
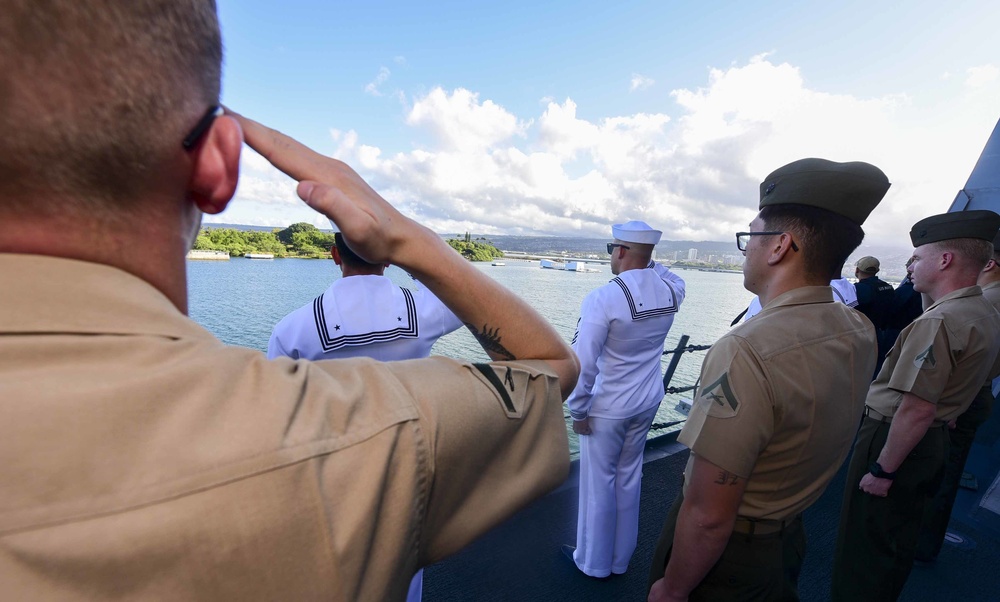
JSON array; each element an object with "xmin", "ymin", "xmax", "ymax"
[
  {"xmin": 268, "ymin": 232, "xmax": 463, "ymax": 602},
  {"xmin": 268, "ymin": 233, "xmax": 463, "ymax": 363},
  {"xmin": 742, "ymin": 276, "xmax": 857, "ymax": 321},
  {"xmin": 563, "ymin": 221, "xmax": 686, "ymax": 578}
]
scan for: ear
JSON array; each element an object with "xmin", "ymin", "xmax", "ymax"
[
  {"xmin": 187, "ymin": 115, "xmax": 243, "ymax": 215},
  {"xmin": 939, "ymin": 251, "xmax": 954, "ymax": 271},
  {"xmin": 331, "ymin": 246, "xmax": 342, "ymax": 265},
  {"xmin": 765, "ymin": 233, "xmax": 795, "ymax": 266}
]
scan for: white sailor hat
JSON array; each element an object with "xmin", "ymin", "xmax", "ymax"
[
  {"xmin": 327, "ymin": 218, "xmax": 340, "ymax": 233},
  {"xmin": 612, "ymin": 220, "xmax": 662, "ymax": 245}
]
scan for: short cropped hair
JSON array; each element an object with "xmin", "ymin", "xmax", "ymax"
[
  {"xmin": 0, "ymin": 0, "xmax": 222, "ymax": 213},
  {"xmin": 335, "ymin": 233, "xmax": 381, "ymax": 269},
  {"xmin": 928, "ymin": 238, "xmax": 995, "ymax": 271},
  {"xmin": 759, "ymin": 204, "xmax": 865, "ymax": 281}
]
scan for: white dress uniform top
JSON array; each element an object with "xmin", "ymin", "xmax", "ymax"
[
  {"xmin": 268, "ymin": 274, "xmax": 463, "ymax": 361},
  {"xmin": 268, "ymin": 273, "xmax": 463, "ymax": 602},
  {"xmin": 567, "ymin": 221, "xmax": 686, "ymax": 578},
  {"xmin": 743, "ymin": 277, "xmax": 857, "ymax": 321}
]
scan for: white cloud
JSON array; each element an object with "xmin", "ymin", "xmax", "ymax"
[
  {"xmin": 393, "ymin": 55, "xmax": 407, "ymax": 66},
  {"xmin": 364, "ymin": 66, "xmax": 391, "ymax": 96},
  {"xmin": 966, "ymin": 64, "xmax": 999, "ymax": 87},
  {"xmin": 227, "ymin": 56, "xmax": 1000, "ymax": 250},
  {"xmin": 406, "ymin": 87, "xmax": 529, "ymax": 152},
  {"xmin": 630, "ymin": 73, "xmax": 655, "ymax": 92}
]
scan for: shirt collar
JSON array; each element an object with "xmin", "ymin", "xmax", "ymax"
[
  {"xmin": 925, "ymin": 285, "xmax": 983, "ymax": 313},
  {"xmin": 760, "ymin": 285, "xmax": 837, "ymax": 312},
  {"xmin": 0, "ymin": 254, "xmax": 213, "ymax": 340}
]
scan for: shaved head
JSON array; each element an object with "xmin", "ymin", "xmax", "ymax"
[{"xmin": 0, "ymin": 0, "xmax": 222, "ymax": 213}]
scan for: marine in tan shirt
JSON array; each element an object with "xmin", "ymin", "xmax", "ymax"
[
  {"xmin": 916, "ymin": 255, "xmax": 1000, "ymax": 561},
  {"xmin": 0, "ymin": 3, "xmax": 580, "ymax": 600},
  {"xmin": 832, "ymin": 210, "xmax": 1000, "ymax": 602},
  {"xmin": 648, "ymin": 158, "xmax": 890, "ymax": 602}
]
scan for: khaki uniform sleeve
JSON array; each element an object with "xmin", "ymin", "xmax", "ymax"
[
  {"xmin": 384, "ymin": 357, "xmax": 570, "ymax": 564},
  {"xmin": 886, "ymin": 317, "xmax": 951, "ymax": 403},
  {"xmin": 678, "ymin": 335, "xmax": 773, "ymax": 479}
]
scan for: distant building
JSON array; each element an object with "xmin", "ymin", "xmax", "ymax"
[
  {"xmin": 687, "ymin": 248, "xmax": 698, "ymax": 261},
  {"xmin": 671, "ymin": 251, "xmax": 681, "ymax": 261},
  {"xmin": 724, "ymin": 254, "xmax": 744, "ymax": 266}
]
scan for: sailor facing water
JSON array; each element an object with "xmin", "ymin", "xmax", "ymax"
[
  {"xmin": 563, "ymin": 220, "xmax": 686, "ymax": 578},
  {"xmin": 268, "ymin": 231, "xmax": 464, "ymax": 602},
  {"xmin": 649, "ymin": 158, "xmax": 889, "ymax": 601},
  {"xmin": 268, "ymin": 232, "xmax": 463, "ymax": 362}
]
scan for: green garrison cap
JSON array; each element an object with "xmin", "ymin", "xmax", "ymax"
[
  {"xmin": 759, "ymin": 158, "xmax": 890, "ymax": 225},
  {"xmin": 909, "ymin": 210, "xmax": 1000, "ymax": 247}
]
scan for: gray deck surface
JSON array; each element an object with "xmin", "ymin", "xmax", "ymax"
[{"xmin": 424, "ymin": 412, "xmax": 1000, "ymax": 601}]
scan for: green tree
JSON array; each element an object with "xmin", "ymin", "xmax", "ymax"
[{"xmin": 446, "ymin": 238, "xmax": 503, "ymax": 262}]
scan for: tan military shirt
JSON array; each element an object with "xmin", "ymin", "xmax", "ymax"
[
  {"xmin": 679, "ymin": 286, "xmax": 876, "ymax": 520},
  {"xmin": 867, "ymin": 285, "xmax": 1000, "ymax": 423},
  {"xmin": 0, "ymin": 254, "xmax": 570, "ymax": 601},
  {"xmin": 982, "ymin": 280, "xmax": 1000, "ymax": 380}
]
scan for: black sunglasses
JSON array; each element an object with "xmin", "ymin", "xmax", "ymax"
[
  {"xmin": 735, "ymin": 231, "xmax": 799, "ymax": 252},
  {"xmin": 182, "ymin": 105, "xmax": 223, "ymax": 150},
  {"xmin": 607, "ymin": 243, "xmax": 631, "ymax": 254}
]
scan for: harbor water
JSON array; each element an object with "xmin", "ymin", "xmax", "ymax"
[{"xmin": 187, "ymin": 257, "xmax": 755, "ymax": 455}]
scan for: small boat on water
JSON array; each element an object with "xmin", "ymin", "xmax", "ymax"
[
  {"xmin": 186, "ymin": 250, "xmax": 229, "ymax": 260},
  {"xmin": 491, "ymin": 261, "xmax": 506, "ymax": 266},
  {"xmin": 245, "ymin": 253, "xmax": 275, "ymax": 259},
  {"xmin": 539, "ymin": 259, "xmax": 597, "ymax": 272}
]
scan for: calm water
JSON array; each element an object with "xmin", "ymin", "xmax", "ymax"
[{"xmin": 187, "ymin": 258, "xmax": 754, "ymax": 454}]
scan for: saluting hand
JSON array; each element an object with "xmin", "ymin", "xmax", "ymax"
[{"xmin": 226, "ymin": 108, "xmax": 416, "ymax": 265}]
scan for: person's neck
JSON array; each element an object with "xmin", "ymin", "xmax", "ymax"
[
  {"xmin": 617, "ymin": 256, "xmax": 651, "ymax": 274},
  {"xmin": 340, "ymin": 265, "xmax": 385, "ymax": 278},
  {"xmin": 0, "ymin": 200, "xmax": 193, "ymax": 314},
  {"xmin": 755, "ymin": 273, "xmax": 825, "ymax": 308},
  {"xmin": 925, "ymin": 273, "xmax": 979, "ymax": 305}
]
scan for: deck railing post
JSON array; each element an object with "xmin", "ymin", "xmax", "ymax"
[{"xmin": 662, "ymin": 334, "xmax": 690, "ymax": 392}]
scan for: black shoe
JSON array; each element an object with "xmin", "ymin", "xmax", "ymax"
[{"xmin": 560, "ymin": 544, "xmax": 577, "ymax": 566}]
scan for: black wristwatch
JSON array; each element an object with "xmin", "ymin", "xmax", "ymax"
[{"xmin": 869, "ymin": 461, "xmax": 897, "ymax": 480}]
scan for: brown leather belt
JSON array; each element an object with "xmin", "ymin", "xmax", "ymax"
[{"xmin": 732, "ymin": 515, "xmax": 800, "ymax": 536}]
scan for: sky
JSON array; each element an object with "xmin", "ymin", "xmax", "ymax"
[{"xmin": 214, "ymin": 0, "xmax": 1000, "ymax": 250}]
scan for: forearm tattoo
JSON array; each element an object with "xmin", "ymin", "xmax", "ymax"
[
  {"xmin": 714, "ymin": 470, "xmax": 741, "ymax": 486},
  {"xmin": 466, "ymin": 323, "xmax": 516, "ymax": 360}
]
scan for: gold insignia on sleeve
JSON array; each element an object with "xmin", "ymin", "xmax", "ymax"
[
  {"xmin": 914, "ymin": 344, "xmax": 937, "ymax": 369},
  {"xmin": 698, "ymin": 373, "xmax": 739, "ymax": 413}
]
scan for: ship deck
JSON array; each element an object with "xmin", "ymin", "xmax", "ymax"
[{"xmin": 424, "ymin": 410, "xmax": 1000, "ymax": 601}]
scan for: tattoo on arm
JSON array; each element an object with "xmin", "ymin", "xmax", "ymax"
[
  {"xmin": 466, "ymin": 323, "xmax": 516, "ymax": 361},
  {"xmin": 714, "ymin": 470, "xmax": 741, "ymax": 486}
]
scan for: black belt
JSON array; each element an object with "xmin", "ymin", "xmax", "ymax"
[
  {"xmin": 732, "ymin": 515, "xmax": 800, "ymax": 536},
  {"xmin": 863, "ymin": 406, "xmax": 947, "ymax": 428}
]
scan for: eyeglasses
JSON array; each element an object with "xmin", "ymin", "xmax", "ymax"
[
  {"xmin": 182, "ymin": 105, "xmax": 223, "ymax": 150},
  {"xmin": 735, "ymin": 231, "xmax": 799, "ymax": 252},
  {"xmin": 607, "ymin": 243, "xmax": 631, "ymax": 254}
]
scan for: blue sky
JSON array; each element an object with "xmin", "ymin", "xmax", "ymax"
[{"xmin": 215, "ymin": 0, "xmax": 1000, "ymax": 248}]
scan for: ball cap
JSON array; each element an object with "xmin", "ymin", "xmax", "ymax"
[
  {"xmin": 612, "ymin": 220, "xmax": 662, "ymax": 245},
  {"xmin": 759, "ymin": 158, "xmax": 890, "ymax": 225},
  {"xmin": 856, "ymin": 256, "xmax": 880, "ymax": 274},
  {"xmin": 909, "ymin": 210, "xmax": 1000, "ymax": 247}
]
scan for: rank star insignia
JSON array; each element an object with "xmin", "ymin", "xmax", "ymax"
[
  {"xmin": 397, "ymin": 317, "xmax": 402, "ymax": 322},
  {"xmin": 914, "ymin": 344, "xmax": 937, "ymax": 368},
  {"xmin": 699, "ymin": 373, "xmax": 739, "ymax": 412},
  {"xmin": 334, "ymin": 325, "xmax": 341, "ymax": 331}
]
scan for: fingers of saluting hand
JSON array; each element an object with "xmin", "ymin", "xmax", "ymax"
[
  {"xmin": 224, "ymin": 108, "xmax": 405, "ymax": 263},
  {"xmin": 225, "ymin": 107, "xmax": 334, "ymax": 184}
]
